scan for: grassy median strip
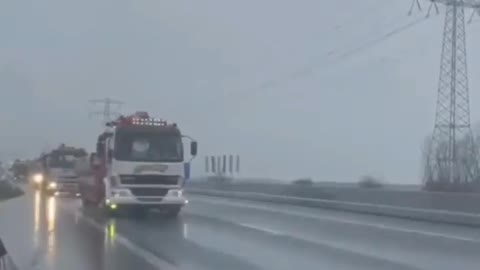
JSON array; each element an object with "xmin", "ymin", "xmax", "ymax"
[{"xmin": 0, "ymin": 181, "xmax": 24, "ymax": 202}]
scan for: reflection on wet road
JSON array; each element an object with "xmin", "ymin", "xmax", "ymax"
[
  {"xmin": 1, "ymin": 191, "xmax": 158, "ymax": 270},
  {"xmin": 1, "ymin": 190, "xmax": 480, "ymax": 270}
]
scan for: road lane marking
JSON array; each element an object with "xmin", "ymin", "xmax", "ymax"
[
  {"xmin": 57, "ymin": 204, "xmax": 179, "ymax": 270},
  {"xmin": 238, "ymin": 223, "xmax": 284, "ymax": 235},
  {"xmin": 198, "ymin": 218, "xmax": 424, "ymax": 269},
  {"xmin": 192, "ymin": 196, "xmax": 480, "ymax": 243}
]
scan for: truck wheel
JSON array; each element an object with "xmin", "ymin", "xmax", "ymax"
[
  {"xmin": 131, "ymin": 207, "xmax": 148, "ymax": 219},
  {"xmin": 105, "ymin": 208, "xmax": 117, "ymax": 217},
  {"xmin": 99, "ymin": 201, "xmax": 118, "ymax": 217},
  {"xmin": 82, "ymin": 198, "xmax": 92, "ymax": 208},
  {"xmin": 165, "ymin": 207, "xmax": 181, "ymax": 218}
]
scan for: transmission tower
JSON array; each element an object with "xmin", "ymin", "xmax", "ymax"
[
  {"xmin": 89, "ymin": 97, "xmax": 124, "ymax": 125},
  {"xmin": 412, "ymin": 0, "xmax": 480, "ymax": 191}
]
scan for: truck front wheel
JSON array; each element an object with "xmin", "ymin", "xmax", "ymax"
[
  {"xmin": 82, "ymin": 197, "xmax": 93, "ymax": 208},
  {"xmin": 165, "ymin": 206, "xmax": 181, "ymax": 218},
  {"xmin": 130, "ymin": 207, "xmax": 148, "ymax": 219}
]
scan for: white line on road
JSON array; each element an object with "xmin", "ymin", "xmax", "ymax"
[
  {"xmin": 58, "ymin": 204, "xmax": 179, "ymax": 270},
  {"xmin": 238, "ymin": 223, "xmax": 284, "ymax": 235},
  {"xmin": 192, "ymin": 196, "xmax": 480, "ymax": 244}
]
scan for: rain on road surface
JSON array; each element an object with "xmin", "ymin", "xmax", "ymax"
[{"xmin": 1, "ymin": 189, "xmax": 480, "ymax": 270}]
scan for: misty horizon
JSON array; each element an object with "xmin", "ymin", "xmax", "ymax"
[{"xmin": 1, "ymin": 0, "xmax": 480, "ymax": 184}]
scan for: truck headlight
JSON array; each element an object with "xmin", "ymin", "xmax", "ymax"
[
  {"xmin": 109, "ymin": 175, "xmax": 120, "ymax": 188},
  {"xmin": 169, "ymin": 189, "xmax": 183, "ymax": 197},
  {"xmin": 33, "ymin": 174, "xmax": 44, "ymax": 184},
  {"xmin": 111, "ymin": 189, "xmax": 130, "ymax": 197},
  {"xmin": 178, "ymin": 176, "xmax": 185, "ymax": 186}
]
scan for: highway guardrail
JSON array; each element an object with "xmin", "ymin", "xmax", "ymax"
[
  {"xmin": 187, "ymin": 187, "xmax": 480, "ymax": 227},
  {"xmin": 186, "ymin": 180, "xmax": 480, "ymax": 214},
  {"xmin": 0, "ymin": 181, "xmax": 24, "ymax": 202}
]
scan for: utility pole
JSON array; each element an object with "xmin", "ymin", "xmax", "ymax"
[
  {"xmin": 89, "ymin": 98, "xmax": 124, "ymax": 125},
  {"xmin": 411, "ymin": 0, "xmax": 480, "ymax": 191}
]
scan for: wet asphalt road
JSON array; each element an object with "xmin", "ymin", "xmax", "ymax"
[{"xmin": 1, "ymin": 190, "xmax": 480, "ymax": 270}]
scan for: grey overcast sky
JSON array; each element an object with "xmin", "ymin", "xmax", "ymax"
[{"xmin": 1, "ymin": 0, "xmax": 479, "ymax": 183}]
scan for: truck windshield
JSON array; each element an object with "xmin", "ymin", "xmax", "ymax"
[
  {"xmin": 114, "ymin": 131, "xmax": 183, "ymax": 162},
  {"xmin": 48, "ymin": 154, "xmax": 76, "ymax": 168}
]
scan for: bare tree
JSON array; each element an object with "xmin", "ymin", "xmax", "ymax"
[
  {"xmin": 422, "ymin": 130, "xmax": 480, "ymax": 192},
  {"xmin": 358, "ymin": 175, "xmax": 384, "ymax": 188}
]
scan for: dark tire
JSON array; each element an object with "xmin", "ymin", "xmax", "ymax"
[
  {"xmin": 82, "ymin": 198, "xmax": 92, "ymax": 208},
  {"xmin": 131, "ymin": 207, "xmax": 148, "ymax": 219},
  {"xmin": 165, "ymin": 207, "xmax": 181, "ymax": 218},
  {"xmin": 99, "ymin": 201, "xmax": 118, "ymax": 217},
  {"xmin": 105, "ymin": 208, "xmax": 118, "ymax": 217},
  {"xmin": 45, "ymin": 189, "xmax": 55, "ymax": 196}
]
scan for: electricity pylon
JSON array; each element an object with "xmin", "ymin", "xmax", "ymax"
[{"xmin": 411, "ymin": 0, "xmax": 480, "ymax": 191}]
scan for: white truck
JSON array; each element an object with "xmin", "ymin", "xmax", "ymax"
[
  {"xmin": 32, "ymin": 145, "xmax": 87, "ymax": 196},
  {"xmin": 79, "ymin": 111, "xmax": 197, "ymax": 217}
]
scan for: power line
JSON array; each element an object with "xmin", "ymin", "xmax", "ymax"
[
  {"xmin": 218, "ymin": 14, "xmax": 426, "ymax": 107},
  {"xmin": 327, "ymin": 0, "xmax": 397, "ymax": 33},
  {"xmin": 89, "ymin": 97, "xmax": 124, "ymax": 125},
  {"xmin": 188, "ymin": 6, "xmax": 427, "ymax": 115},
  {"xmin": 467, "ymin": 6, "xmax": 480, "ymax": 22}
]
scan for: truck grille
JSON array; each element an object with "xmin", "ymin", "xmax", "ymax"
[
  {"xmin": 57, "ymin": 183, "xmax": 78, "ymax": 192},
  {"xmin": 58, "ymin": 180, "xmax": 77, "ymax": 184},
  {"xmin": 62, "ymin": 176, "xmax": 78, "ymax": 179},
  {"xmin": 137, "ymin": 198, "xmax": 163, "ymax": 202},
  {"xmin": 119, "ymin": 175, "xmax": 179, "ymax": 185},
  {"xmin": 129, "ymin": 187, "xmax": 169, "ymax": 197}
]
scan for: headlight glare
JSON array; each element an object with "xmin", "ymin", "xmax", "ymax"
[{"xmin": 33, "ymin": 174, "xmax": 44, "ymax": 183}]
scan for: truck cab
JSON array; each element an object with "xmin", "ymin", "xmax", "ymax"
[
  {"xmin": 80, "ymin": 112, "xmax": 197, "ymax": 217},
  {"xmin": 32, "ymin": 145, "xmax": 87, "ymax": 196},
  {"xmin": 46, "ymin": 147, "xmax": 87, "ymax": 196}
]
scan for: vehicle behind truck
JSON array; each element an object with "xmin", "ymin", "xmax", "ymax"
[
  {"xmin": 79, "ymin": 111, "xmax": 197, "ymax": 218},
  {"xmin": 31, "ymin": 144, "xmax": 88, "ymax": 196}
]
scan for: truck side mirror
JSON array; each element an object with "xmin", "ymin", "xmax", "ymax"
[
  {"xmin": 90, "ymin": 154, "xmax": 100, "ymax": 168},
  {"xmin": 190, "ymin": 141, "xmax": 198, "ymax": 156},
  {"xmin": 96, "ymin": 142, "xmax": 103, "ymax": 157},
  {"xmin": 108, "ymin": 149, "xmax": 113, "ymax": 163}
]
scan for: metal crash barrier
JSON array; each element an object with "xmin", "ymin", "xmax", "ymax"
[
  {"xmin": 0, "ymin": 178, "xmax": 24, "ymax": 270},
  {"xmin": 0, "ymin": 238, "xmax": 18, "ymax": 270}
]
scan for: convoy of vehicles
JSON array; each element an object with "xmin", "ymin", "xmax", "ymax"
[
  {"xmin": 31, "ymin": 145, "xmax": 88, "ymax": 196},
  {"xmin": 18, "ymin": 111, "xmax": 197, "ymax": 219},
  {"xmin": 79, "ymin": 111, "xmax": 197, "ymax": 217}
]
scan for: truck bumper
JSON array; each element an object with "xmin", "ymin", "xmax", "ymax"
[
  {"xmin": 49, "ymin": 184, "xmax": 80, "ymax": 197},
  {"xmin": 105, "ymin": 194, "xmax": 188, "ymax": 207}
]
